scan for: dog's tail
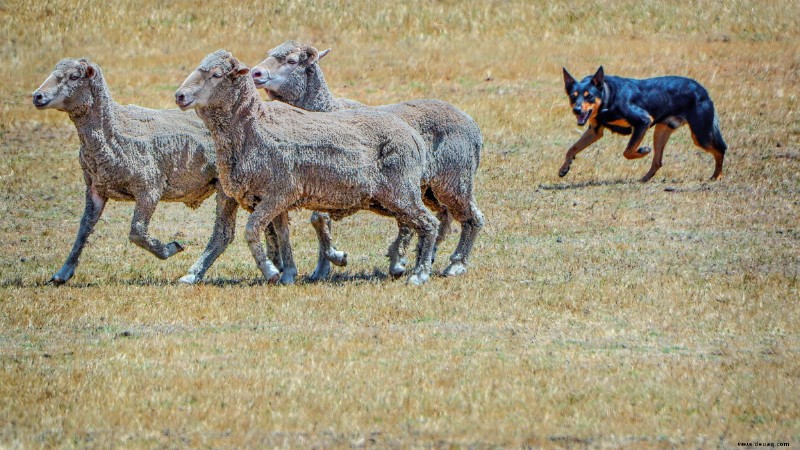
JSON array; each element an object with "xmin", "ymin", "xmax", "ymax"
[{"xmin": 711, "ymin": 110, "xmax": 727, "ymax": 154}]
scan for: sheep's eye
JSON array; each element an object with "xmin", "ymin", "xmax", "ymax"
[
  {"xmin": 69, "ymin": 73, "xmax": 80, "ymax": 81},
  {"xmin": 212, "ymin": 72, "xmax": 223, "ymax": 78},
  {"xmin": 287, "ymin": 59, "xmax": 298, "ymax": 65}
]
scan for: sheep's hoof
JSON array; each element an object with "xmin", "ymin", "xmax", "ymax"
[
  {"xmin": 279, "ymin": 270, "xmax": 297, "ymax": 285},
  {"xmin": 50, "ymin": 266, "xmax": 74, "ymax": 285},
  {"xmin": 328, "ymin": 250, "xmax": 347, "ymax": 267},
  {"xmin": 168, "ymin": 241, "xmax": 186, "ymax": 256},
  {"xmin": 178, "ymin": 273, "xmax": 200, "ymax": 284},
  {"xmin": 389, "ymin": 264, "xmax": 406, "ymax": 279},
  {"xmin": 49, "ymin": 275, "xmax": 67, "ymax": 285},
  {"xmin": 260, "ymin": 265, "xmax": 281, "ymax": 284},
  {"xmin": 443, "ymin": 262, "xmax": 468, "ymax": 277},
  {"xmin": 406, "ymin": 272, "xmax": 429, "ymax": 286},
  {"xmin": 309, "ymin": 260, "xmax": 332, "ymax": 282}
]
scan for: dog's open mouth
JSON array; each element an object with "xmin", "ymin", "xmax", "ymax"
[{"xmin": 576, "ymin": 110, "xmax": 591, "ymax": 126}]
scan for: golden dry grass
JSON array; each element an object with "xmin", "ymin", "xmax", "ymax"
[{"xmin": 1, "ymin": 0, "xmax": 799, "ymax": 447}]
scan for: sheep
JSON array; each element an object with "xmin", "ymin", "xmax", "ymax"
[
  {"xmin": 251, "ymin": 41, "xmax": 484, "ymax": 278},
  {"xmin": 174, "ymin": 50, "xmax": 440, "ymax": 285},
  {"xmin": 32, "ymin": 57, "xmax": 239, "ymax": 285}
]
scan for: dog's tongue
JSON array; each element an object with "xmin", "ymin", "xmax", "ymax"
[{"xmin": 576, "ymin": 111, "xmax": 590, "ymax": 125}]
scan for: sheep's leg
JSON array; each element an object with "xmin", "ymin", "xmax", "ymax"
[
  {"xmin": 265, "ymin": 222, "xmax": 283, "ymax": 271},
  {"xmin": 129, "ymin": 191, "xmax": 184, "ymax": 260},
  {"xmin": 309, "ymin": 211, "xmax": 348, "ymax": 282},
  {"xmin": 51, "ymin": 185, "xmax": 107, "ymax": 284},
  {"xmin": 443, "ymin": 200, "xmax": 485, "ymax": 277},
  {"xmin": 179, "ymin": 189, "xmax": 238, "ymax": 284},
  {"xmin": 386, "ymin": 225, "xmax": 414, "ymax": 279},
  {"xmin": 383, "ymin": 195, "xmax": 439, "ymax": 285},
  {"xmin": 245, "ymin": 202, "xmax": 284, "ymax": 284},
  {"xmin": 273, "ymin": 211, "xmax": 297, "ymax": 285},
  {"xmin": 432, "ymin": 206, "xmax": 452, "ymax": 264}
]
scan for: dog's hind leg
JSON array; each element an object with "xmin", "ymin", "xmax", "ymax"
[
  {"xmin": 640, "ymin": 123, "xmax": 675, "ymax": 182},
  {"xmin": 688, "ymin": 104, "xmax": 726, "ymax": 180}
]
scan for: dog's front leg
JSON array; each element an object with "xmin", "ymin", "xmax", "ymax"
[
  {"xmin": 559, "ymin": 125, "xmax": 603, "ymax": 177},
  {"xmin": 622, "ymin": 112, "xmax": 653, "ymax": 160}
]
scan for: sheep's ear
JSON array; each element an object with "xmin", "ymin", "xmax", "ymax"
[
  {"xmin": 229, "ymin": 57, "xmax": 250, "ymax": 77},
  {"xmin": 303, "ymin": 46, "xmax": 320, "ymax": 66},
  {"xmin": 591, "ymin": 66, "xmax": 604, "ymax": 87},
  {"xmin": 563, "ymin": 67, "xmax": 576, "ymax": 93},
  {"xmin": 317, "ymin": 48, "xmax": 332, "ymax": 62},
  {"xmin": 85, "ymin": 65, "xmax": 96, "ymax": 79}
]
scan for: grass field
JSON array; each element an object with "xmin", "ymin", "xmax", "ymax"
[{"xmin": 1, "ymin": 0, "xmax": 799, "ymax": 447}]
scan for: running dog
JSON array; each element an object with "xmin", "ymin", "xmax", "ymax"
[{"xmin": 560, "ymin": 66, "xmax": 727, "ymax": 182}]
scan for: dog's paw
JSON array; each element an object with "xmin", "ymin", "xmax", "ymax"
[
  {"xmin": 637, "ymin": 146, "xmax": 652, "ymax": 155},
  {"xmin": 558, "ymin": 165, "xmax": 571, "ymax": 177}
]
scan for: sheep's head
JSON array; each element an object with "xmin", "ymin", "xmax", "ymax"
[
  {"xmin": 251, "ymin": 40, "xmax": 330, "ymax": 101},
  {"xmin": 32, "ymin": 58, "xmax": 99, "ymax": 112},
  {"xmin": 175, "ymin": 50, "xmax": 250, "ymax": 110}
]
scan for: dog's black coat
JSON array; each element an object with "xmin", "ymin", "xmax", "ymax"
[{"xmin": 560, "ymin": 66, "xmax": 727, "ymax": 181}]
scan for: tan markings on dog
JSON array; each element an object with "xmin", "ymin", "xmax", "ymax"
[
  {"xmin": 583, "ymin": 91, "xmax": 588, "ymax": 96},
  {"xmin": 580, "ymin": 98, "xmax": 602, "ymax": 120},
  {"xmin": 607, "ymin": 118, "xmax": 631, "ymax": 128}
]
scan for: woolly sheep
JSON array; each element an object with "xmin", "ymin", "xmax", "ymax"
[
  {"xmin": 32, "ymin": 57, "xmax": 238, "ymax": 284},
  {"xmin": 175, "ymin": 50, "xmax": 440, "ymax": 285},
  {"xmin": 252, "ymin": 41, "xmax": 485, "ymax": 278}
]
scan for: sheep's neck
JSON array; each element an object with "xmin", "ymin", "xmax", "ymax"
[
  {"xmin": 294, "ymin": 65, "xmax": 339, "ymax": 112},
  {"xmin": 198, "ymin": 78, "xmax": 268, "ymax": 197},
  {"xmin": 69, "ymin": 77, "xmax": 125, "ymax": 159}
]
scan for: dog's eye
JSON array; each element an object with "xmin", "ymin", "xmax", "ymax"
[{"xmin": 586, "ymin": 95, "xmax": 594, "ymax": 102}]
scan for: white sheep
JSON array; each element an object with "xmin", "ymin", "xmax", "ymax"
[
  {"xmin": 252, "ymin": 41, "xmax": 484, "ymax": 278},
  {"xmin": 175, "ymin": 50, "xmax": 440, "ymax": 285},
  {"xmin": 32, "ymin": 57, "xmax": 239, "ymax": 284}
]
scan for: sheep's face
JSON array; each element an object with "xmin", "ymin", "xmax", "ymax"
[
  {"xmin": 252, "ymin": 42, "xmax": 330, "ymax": 101},
  {"xmin": 175, "ymin": 67, "xmax": 227, "ymax": 110},
  {"xmin": 176, "ymin": 51, "xmax": 250, "ymax": 110},
  {"xmin": 32, "ymin": 58, "xmax": 97, "ymax": 112}
]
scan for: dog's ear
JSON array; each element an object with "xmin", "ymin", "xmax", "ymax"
[
  {"xmin": 563, "ymin": 68, "xmax": 576, "ymax": 93},
  {"xmin": 591, "ymin": 66, "xmax": 605, "ymax": 87}
]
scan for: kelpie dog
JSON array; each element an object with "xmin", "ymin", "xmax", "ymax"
[{"xmin": 560, "ymin": 66, "xmax": 727, "ymax": 182}]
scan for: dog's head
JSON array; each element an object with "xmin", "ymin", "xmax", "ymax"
[{"xmin": 562, "ymin": 66, "xmax": 605, "ymax": 126}]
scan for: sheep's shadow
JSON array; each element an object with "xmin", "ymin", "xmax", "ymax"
[
  {"xmin": 308, "ymin": 268, "xmax": 391, "ymax": 285},
  {"xmin": 538, "ymin": 179, "xmax": 630, "ymax": 191}
]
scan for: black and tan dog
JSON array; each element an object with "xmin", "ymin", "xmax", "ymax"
[{"xmin": 560, "ymin": 66, "xmax": 727, "ymax": 182}]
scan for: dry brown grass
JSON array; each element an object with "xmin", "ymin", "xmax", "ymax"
[{"xmin": 1, "ymin": 0, "xmax": 799, "ymax": 447}]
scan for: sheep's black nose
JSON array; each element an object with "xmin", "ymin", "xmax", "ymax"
[
  {"xmin": 176, "ymin": 93, "xmax": 186, "ymax": 103},
  {"xmin": 252, "ymin": 69, "xmax": 263, "ymax": 78},
  {"xmin": 33, "ymin": 93, "xmax": 44, "ymax": 104}
]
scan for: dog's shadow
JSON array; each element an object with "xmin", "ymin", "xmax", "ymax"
[{"xmin": 538, "ymin": 179, "xmax": 630, "ymax": 191}]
